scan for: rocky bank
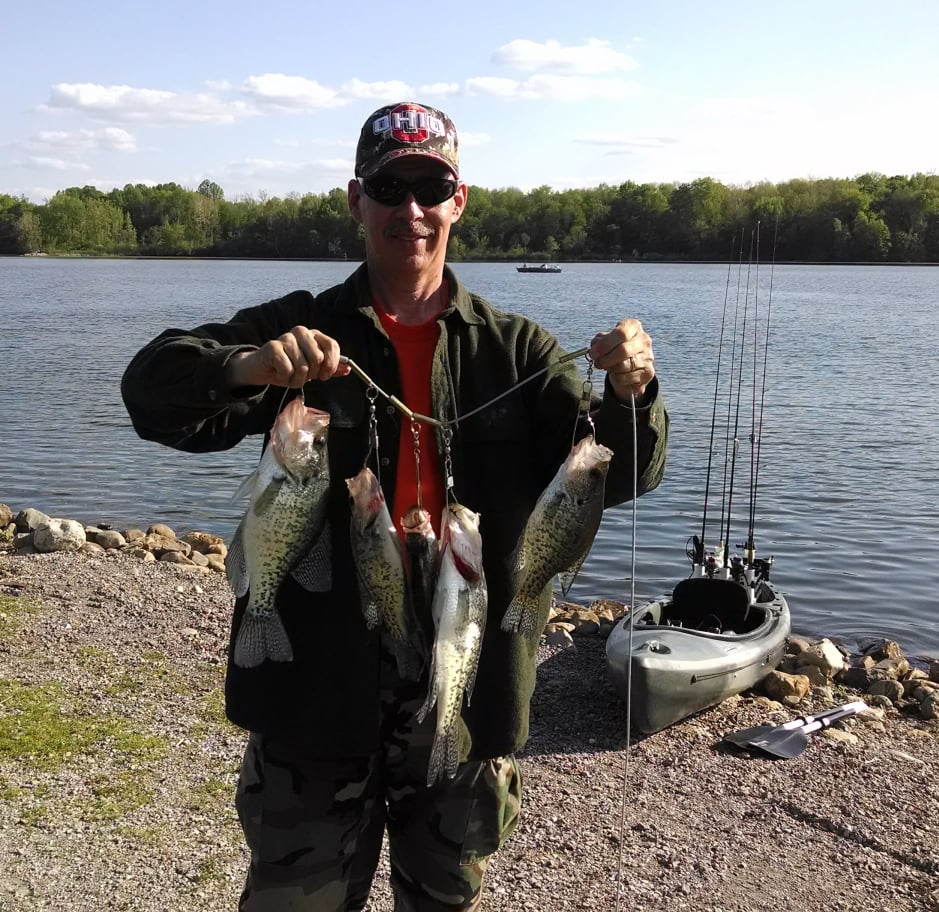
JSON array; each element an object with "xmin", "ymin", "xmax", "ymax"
[{"xmin": 0, "ymin": 504, "xmax": 937, "ymax": 911}]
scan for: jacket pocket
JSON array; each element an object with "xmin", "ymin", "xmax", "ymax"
[{"xmin": 459, "ymin": 755, "xmax": 523, "ymax": 865}]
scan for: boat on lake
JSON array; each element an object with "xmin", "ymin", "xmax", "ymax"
[
  {"xmin": 606, "ymin": 223, "xmax": 789, "ymax": 733},
  {"xmin": 516, "ymin": 263, "xmax": 562, "ymax": 274}
]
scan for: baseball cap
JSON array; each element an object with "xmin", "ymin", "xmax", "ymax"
[{"xmin": 355, "ymin": 102, "xmax": 460, "ymax": 179}]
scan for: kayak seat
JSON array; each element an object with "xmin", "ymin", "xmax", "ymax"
[{"xmin": 669, "ymin": 578, "xmax": 753, "ymax": 633}]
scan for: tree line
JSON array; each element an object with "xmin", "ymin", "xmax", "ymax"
[{"xmin": 1, "ymin": 173, "xmax": 938, "ymax": 263}]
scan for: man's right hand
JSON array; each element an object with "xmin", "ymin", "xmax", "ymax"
[{"xmin": 227, "ymin": 326, "xmax": 350, "ymax": 389}]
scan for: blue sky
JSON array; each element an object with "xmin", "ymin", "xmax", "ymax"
[{"xmin": 3, "ymin": 0, "xmax": 937, "ymax": 203}]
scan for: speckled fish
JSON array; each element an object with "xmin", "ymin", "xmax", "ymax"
[
  {"xmin": 501, "ymin": 435, "xmax": 612, "ymax": 638},
  {"xmin": 347, "ymin": 467, "xmax": 422, "ymax": 679},
  {"xmin": 226, "ymin": 396, "xmax": 331, "ymax": 668},
  {"xmin": 417, "ymin": 503, "xmax": 487, "ymax": 786},
  {"xmin": 401, "ymin": 504, "xmax": 438, "ymax": 628}
]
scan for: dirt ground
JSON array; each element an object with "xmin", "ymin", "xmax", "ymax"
[{"xmin": 0, "ymin": 549, "xmax": 937, "ymax": 912}]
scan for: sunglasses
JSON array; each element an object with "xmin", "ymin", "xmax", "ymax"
[{"xmin": 358, "ymin": 175, "xmax": 458, "ymax": 207}]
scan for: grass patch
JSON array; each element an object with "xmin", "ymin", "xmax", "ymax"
[
  {"xmin": 0, "ymin": 593, "xmax": 40, "ymax": 637},
  {"xmin": 0, "ymin": 679, "xmax": 167, "ymax": 772},
  {"xmin": 77, "ymin": 772, "xmax": 155, "ymax": 823},
  {"xmin": 188, "ymin": 774, "xmax": 234, "ymax": 813},
  {"xmin": 195, "ymin": 852, "xmax": 230, "ymax": 884}
]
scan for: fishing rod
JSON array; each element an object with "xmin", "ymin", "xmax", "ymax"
[
  {"xmin": 746, "ymin": 219, "xmax": 778, "ymax": 569},
  {"xmin": 745, "ymin": 222, "xmax": 762, "ymax": 565},
  {"xmin": 721, "ymin": 226, "xmax": 755, "ymax": 578},
  {"xmin": 691, "ymin": 235, "xmax": 738, "ymax": 572},
  {"xmin": 713, "ymin": 231, "xmax": 748, "ymax": 572}
]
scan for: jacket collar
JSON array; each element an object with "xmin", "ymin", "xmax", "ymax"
[{"xmin": 342, "ymin": 262, "xmax": 486, "ymax": 327}]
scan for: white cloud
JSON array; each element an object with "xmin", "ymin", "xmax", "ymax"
[
  {"xmin": 24, "ymin": 127, "xmax": 137, "ymax": 153},
  {"xmin": 242, "ymin": 75, "xmax": 420, "ymax": 110},
  {"xmin": 339, "ymin": 78, "xmax": 414, "ymax": 101},
  {"xmin": 492, "ymin": 38, "xmax": 639, "ymax": 74},
  {"xmin": 219, "ymin": 157, "xmax": 352, "ymax": 180},
  {"xmin": 417, "ymin": 82, "xmax": 462, "ymax": 97},
  {"xmin": 458, "ymin": 131, "xmax": 492, "ymax": 148},
  {"xmin": 243, "ymin": 74, "xmax": 343, "ymax": 109},
  {"xmin": 42, "ymin": 82, "xmax": 254, "ymax": 125},
  {"xmin": 466, "ymin": 74, "xmax": 642, "ymax": 102},
  {"xmin": 575, "ymin": 134, "xmax": 679, "ymax": 151},
  {"xmin": 15, "ymin": 156, "xmax": 91, "ymax": 172}
]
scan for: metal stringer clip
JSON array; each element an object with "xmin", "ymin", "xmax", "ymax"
[
  {"xmin": 410, "ymin": 417, "xmax": 423, "ymax": 511},
  {"xmin": 572, "ymin": 354, "xmax": 596, "ymax": 448},
  {"xmin": 442, "ymin": 427, "xmax": 455, "ymax": 503},
  {"xmin": 364, "ymin": 384, "xmax": 381, "ymax": 481}
]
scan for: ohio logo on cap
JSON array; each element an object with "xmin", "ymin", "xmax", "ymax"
[{"xmin": 355, "ymin": 102, "xmax": 460, "ymax": 178}]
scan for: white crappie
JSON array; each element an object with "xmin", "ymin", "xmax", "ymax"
[
  {"xmin": 417, "ymin": 503, "xmax": 487, "ymax": 786},
  {"xmin": 501, "ymin": 434, "xmax": 612, "ymax": 637},
  {"xmin": 226, "ymin": 397, "xmax": 331, "ymax": 668},
  {"xmin": 347, "ymin": 467, "xmax": 422, "ymax": 679}
]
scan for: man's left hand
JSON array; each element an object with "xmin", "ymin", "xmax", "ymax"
[{"xmin": 589, "ymin": 319, "xmax": 655, "ymax": 402}]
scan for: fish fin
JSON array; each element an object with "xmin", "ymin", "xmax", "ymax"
[
  {"xmin": 233, "ymin": 611, "xmax": 294, "ymax": 668},
  {"xmin": 558, "ymin": 546, "xmax": 592, "ymax": 596},
  {"xmin": 416, "ymin": 652, "xmax": 438, "ymax": 724},
  {"xmin": 426, "ymin": 724, "xmax": 460, "ymax": 787},
  {"xmin": 291, "ymin": 523, "xmax": 333, "ymax": 592},
  {"xmin": 251, "ymin": 477, "xmax": 284, "ymax": 518},
  {"xmin": 231, "ymin": 468, "xmax": 258, "ymax": 503},
  {"xmin": 501, "ymin": 595, "xmax": 543, "ymax": 638},
  {"xmin": 225, "ymin": 519, "xmax": 250, "ymax": 598},
  {"xmin": 500, "ymin": 598, "xmax": 524, "ymax": 634}
]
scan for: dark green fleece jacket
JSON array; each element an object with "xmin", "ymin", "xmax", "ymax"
[{"xmin": 121, "ymin": 264, "xmax": 668, "ymax": 759}]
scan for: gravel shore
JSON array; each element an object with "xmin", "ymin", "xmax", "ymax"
[{"xmin": 1, "ymin": 549, "xmax": 937, "ymax": 912}]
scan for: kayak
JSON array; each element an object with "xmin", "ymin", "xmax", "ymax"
[{"xmin": 605, "ymin": 575, "xmax": 791, "ymax": 734}]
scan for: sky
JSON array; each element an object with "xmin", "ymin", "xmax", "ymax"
[{"xmin": 3, "ymin": 0, "xmax": 938, "ymax": 203}]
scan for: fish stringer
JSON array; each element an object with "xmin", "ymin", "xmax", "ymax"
[
  {"xmin": 441, "ymin": 427, "xmax": 456, "ymax": 505},
  {"xmin": 571, "ymin": 355, "xmax": 596, "ymax": 449},
  {"xmin": 363, "ymin": 384, "xmax": 381, "ymax": 481},
  {"xmin": 410, "ymin": 417, "xmax": 424, "ymax": 513}
]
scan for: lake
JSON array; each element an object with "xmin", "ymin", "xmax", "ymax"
[{"xmin": 2, "ymin": 257, "xmax": 937, "ymax": 659}]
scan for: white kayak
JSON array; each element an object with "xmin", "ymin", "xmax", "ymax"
[{"xmin": 605, "ymin": 575, "xmax": 791, "ymax": 734}]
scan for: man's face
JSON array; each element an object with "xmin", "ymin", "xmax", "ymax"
[{"xmin": 348, "ymin": 157, "xmax": 467, "ymax": 280}]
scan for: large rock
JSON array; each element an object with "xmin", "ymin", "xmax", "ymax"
[
  {"xmin": 761, "ymin": 670, "xmax": 811, "ymax": 705},
  {"xmin": 15, "ymin": 508, "xmax": 50, "ymax": 533},
  {"xmin": 0, "ymin": 503, "xmax": 13, "ymax": 527},
  {"xmin": 33, "ymin": 518, "xmax": 87, "ymax": 553}
]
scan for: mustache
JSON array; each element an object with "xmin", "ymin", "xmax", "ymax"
[{"xmin": 387, "ymin": 221, "xmax": 433, "ymax": 238}]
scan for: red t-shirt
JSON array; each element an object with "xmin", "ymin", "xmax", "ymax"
[{"xmin": 374, "ymin": 294, "xmax": 446, "ymax": 539}]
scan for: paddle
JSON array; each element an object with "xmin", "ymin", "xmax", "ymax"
[{"xmin": 723, "ymin": 700, "xmax": 868, "ymax": 759}]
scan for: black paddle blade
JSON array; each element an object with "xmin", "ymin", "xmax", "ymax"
[{"xmin": 723, "ymin": 700, "xmax": 868, "ymax": 759}]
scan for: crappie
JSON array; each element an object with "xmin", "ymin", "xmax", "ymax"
[
  {"xmin": 417, "ymin": 503, "xmax": 487, "ymax": 786},
  {"xmin": 401, "ymin": 504, "xmax": 438, "ymax": 628},
  {"xmin": 501, "ymin": 435, "xmax": 612, "ymax": 637},
  {"xmin": 226, "ymin": 396, "xmax": 331, "ymax": 668},
  {"xmin": 347, "ymin": 467, "xmax": 422, "ymax": 679}
]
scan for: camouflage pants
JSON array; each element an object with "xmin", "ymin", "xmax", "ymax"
[{"xmin": 236, "ymin": 645, "xmax": 522, "ymax": 911}]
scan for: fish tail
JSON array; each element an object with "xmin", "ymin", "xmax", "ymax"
[
  {"xmin": 502, "ymin": 595, "xmax": 538, "ymax": 635},
  {"xmin": 426, "ymin": 723, "xmax": 460, "ymax": 787},
  {"xmin": 234, "ymin": 611, "xmax": 294, "ymax": 668},
  {"xmin": 416, "ymin": 657, "xmax": 437, "ymax": 724}
]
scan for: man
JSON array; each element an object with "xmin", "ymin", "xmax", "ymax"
[{"xmin": 122, "ymin": 101, "xmax": 668, "ymax": 911}]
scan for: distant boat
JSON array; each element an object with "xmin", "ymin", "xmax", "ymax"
[{"xmin": 516, "ymin": 263, "xmax": 562, "ymax": 274}]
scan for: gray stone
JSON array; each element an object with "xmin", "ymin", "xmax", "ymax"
[
  {"xmin": 33, "ymin": 518, "xmax": 87, "ymax": 553},
  {"xmin": 15, "ymin": 508, "xmax": 50, "ymax": 532}
]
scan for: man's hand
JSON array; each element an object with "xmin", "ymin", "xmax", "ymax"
[
  {"xmin": 227, "ymin": 327, "xmax": 350, "ymax": 389},
  {"xmin": 589, "ymin": 319, "xmax": 655, "ymax": 401}
]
